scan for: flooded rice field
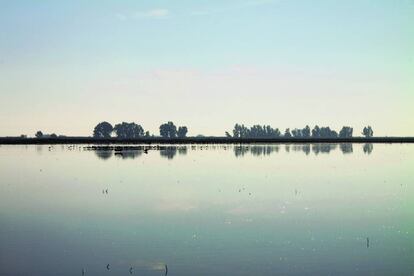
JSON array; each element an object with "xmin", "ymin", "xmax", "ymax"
[{"xmin": 0, "ymin": 144, "xmax": 413, "ymax": 275}]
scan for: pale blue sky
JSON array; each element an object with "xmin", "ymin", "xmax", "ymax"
[{"xmin": 0, "ymin": 0, "xmax": 413, "ymax": 136}]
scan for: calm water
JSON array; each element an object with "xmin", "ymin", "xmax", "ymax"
[{"xmin": 0, "ymin": 144, "xmax": 413, "ymax": 276}]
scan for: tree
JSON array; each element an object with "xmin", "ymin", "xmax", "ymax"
[
  {"xmin": 232, "ymin": 124, "xmax": 241, "ymax": 138},
  {"xmin": 35, "ymin": 131, "xmax": 43, "ymax": 138},
  {"xmin": 291, "ymin": 128, "xmax": 302, "ymax": 138},
  {"xmin": 159, "ymin": 121, "xmax": 177, "ymax": 138},
  {"xmin": 312, "ymin": 126, "xmax": 321, "ymax": 137},
  {"xmin": 313, "ymin": 126, "xmax": 337, "ymax": 138},
  {"xmin": 319, "ymin": 127, "xmax": 338, "ymax": 138},
  {"xmin": 114, "ymin": 122, "xmax": 144, "ymax": 139},
  {"xmin": 50, "ymin": 133, "xmax": 58, "ymax": 138},
  {"xmin": 302, "ymin": 125, "xmax": 311, "ymax": 138},
  {"xmin": 230, "ymin": 124, "xmax": 281, "ymax": 138},
  {"xmin": 225, "ymin": 131, "xmax": 232, "ymax": 138},
  {"xmin": 93, "ymin": 122, "xmax": 113, "ymax": 138},
  {"xmin": 284, "ymin": 128, "xmax": 292, "ymax": 138},
  {"xmin": 339, "ymin": 126, "xmax": 353, "ymax": 138},
  {"xmin": 177, "ymin": 126, "xmax": 188, "ymax": 138},
  {"xmin": 232, "ymin": 124, "xmax": 249, "ymax": 138},
  {"xmin": 362, "ymin": 126, "xmax": 373, "ymax": 137},
  {"xmin": 265, "ymin": 125, "xmax": 281, "ymax": 137}
]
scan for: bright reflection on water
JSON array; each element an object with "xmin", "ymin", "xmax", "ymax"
[{"xmin": 0, "ymin": 144, "xmax": 413, "ymax": 275}]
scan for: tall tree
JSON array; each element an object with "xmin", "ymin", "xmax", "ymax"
[
  {"xmin": 93, "ymin": 122, "xmax": 113, "ymax": 138},
  {"xmin": 302, "ymin": 125, "xmax": 311, "ymax": 138},
  {"xmin": 177, "ymin": 126, "xmax": 188, "ymax": 138},
  {"xmin": 35, "ymin": 131, "xmax": 43, "ymax": 138},
  {"xmin": 312, "ymin": 126, "xmax": 338, "ymax": 138},
  {"xmin": 232, "ymin": 124, "xmax": 241, "ymax": 138},
  {"xmin": 159, "ymin": 121, "xmax": 177, "ymax": 138},
  {"xmin": 284, "ymin": 128, "xmax": 292, "ymax": 138},
  {"xmin": 312, "ymin": 126, "xmax": 321, "ymax": 137},
  {"xmin": 320, "ymin": 127, "xmax": 338, "ymax": 138},
  {"xmin": 113, "ymin": 122, "xmax": 144, "ymax": 139},
  {"xmin": 291, "ymin": 128, "xmax": 302, "ymax": 138},
  {"xmin": 339, "ymin": 126, "xmax": 353, "ymax": 138},
  {"xmin": 362, "ymin": 126, "xmax": 373, "ymax": 137}
]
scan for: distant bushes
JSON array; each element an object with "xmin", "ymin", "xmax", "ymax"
[{"xmin": 33, "ymin": 131, "xmax": 58, "ymax": 138}]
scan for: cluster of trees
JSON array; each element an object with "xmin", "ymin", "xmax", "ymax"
[
  {"xmin": 35, "ymin": 131, "xmax": 58, "ymax": 138},
  {"xmin": 227, "ymin": 124, "xmax": 374, "ymax": 138},
  {"xmin": 285, "ymin": 125, "xmax": 354, "ymax": 138},
  {"xmin": 34, "ymin": 123, "xmax": 374, "ymax": 139},
  {"xmin": 113, "ymin": 122, "xmax": 147, "ymax": 139},
  {"xmin": 159, "ymin": 122, "xmax": 188, "ymax": 138},
  {"xmin": 228, "ymin": 124, "xmax": 281, "ymax": 138},
  {"xmin": 362, "ymin": 126, "xmax": 373, "ymax": 137},
  {"xmin": 92, "ymin": 121, "xmax": 188, "ymax": 139}
]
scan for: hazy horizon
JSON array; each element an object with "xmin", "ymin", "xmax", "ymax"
[{"xmin": 1, "ymin": 0, "xmax": 413, "ymax": 137}]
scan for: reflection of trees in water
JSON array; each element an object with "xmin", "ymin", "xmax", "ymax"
[
  {"xmin": 178, "ymin": 146, "xmax": 188, "ymax": 155},
  {"xmin": 88, "ymin": 146, "xmax": 144, "ymax": 160},
  {"xmin": 95, "ymin": 150, "xmax": 113, "ymax": 160},
  {"xmin": 363, "ymin": 143, "xmax": 373, "ymax": 154},
  {"xmin": 115, "ymin": 150, "xmax": 142, "ymax": 159},
  {"xmin": 290, "ymin": 144, "xmax": 310, "ymax": 155},
  {"xmin": 251, "ymin": 145, "xmax": 279, "ymax": 156},
  {"xmin": 339, "ymin": 143, "xmax": 353, "ymax": 154},
  {"xmin": 160, "ymin": 147, "xmax": 177, "ymax": 159},
  {"xmin": 302, "ymin": 144, "xmax": 311, "ymax": 155},
  {"xmin": 90, "ymin": 145, "xmax": 188, "ymax": 160},
  {"xmin": 234, "ymin": 145, "xmax": 280, "ymax": 157},
  {"xmin": 312, "ymin": 144, "xmax": 337, "ymax": 155},
  {"xmin": 90, "ymin": 143, "xmax": 371, "ymax": 160},
  {"xmin": 234, "ymin": 144, "xmax": 360, "ymax": 157},
  {"xmin": 160, "ymin": 146, "xmax": 187, "ymax": 159},
  {"xmin": 285, "ymin": 145, "xmax": 290, "ymax": 153},
  {"xmin": 234, "ymin": 146, "xmax": 249, "ymax": 157}
]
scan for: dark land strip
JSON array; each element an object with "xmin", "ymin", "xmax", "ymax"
[{"xmin": 1, "ymin": 137, "xmax": 414, "ymax": 145}]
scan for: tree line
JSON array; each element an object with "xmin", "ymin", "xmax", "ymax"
[
  {"xmin": 227, "ymin": 124, "xmax": 373, "ymax": 138},
  {"xmin": 33, "ymin": 123, "xmax": 374, "ymax": 139},
  {"xmin": 92, "ymin": 121, "xmax": 188, "ymax": 139}
]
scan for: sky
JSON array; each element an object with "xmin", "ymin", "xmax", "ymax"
[{"xmin": 0, "ymin": 0, "xmax": 413, "ymax": 137}]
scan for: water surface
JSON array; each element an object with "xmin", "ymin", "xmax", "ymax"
[{"xmin": 0, "ymin": 144, "xmax": 413, "ymax": 275}]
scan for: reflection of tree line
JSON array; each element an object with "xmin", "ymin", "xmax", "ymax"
[
  {"xmin": 234, "ymin": 143, "xmax": 373, "ymax": 157},
  {"xmin": 159, "ymin": 147, "xmax": 188, "ymax": 159},
  {"xmin": 88, "ymin": 143, "xmax": 373, "ymax": 160},
  {"xmin": 234, "ymin": 145, "xmax": 280, "ymax": 157},
  {"xmin": 363, "ymin": 143, "xmax": 373, "ymax": 154},
  {"xmin": 86, "ymin": 145, "xmax": 188, "ymax": 160}
]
